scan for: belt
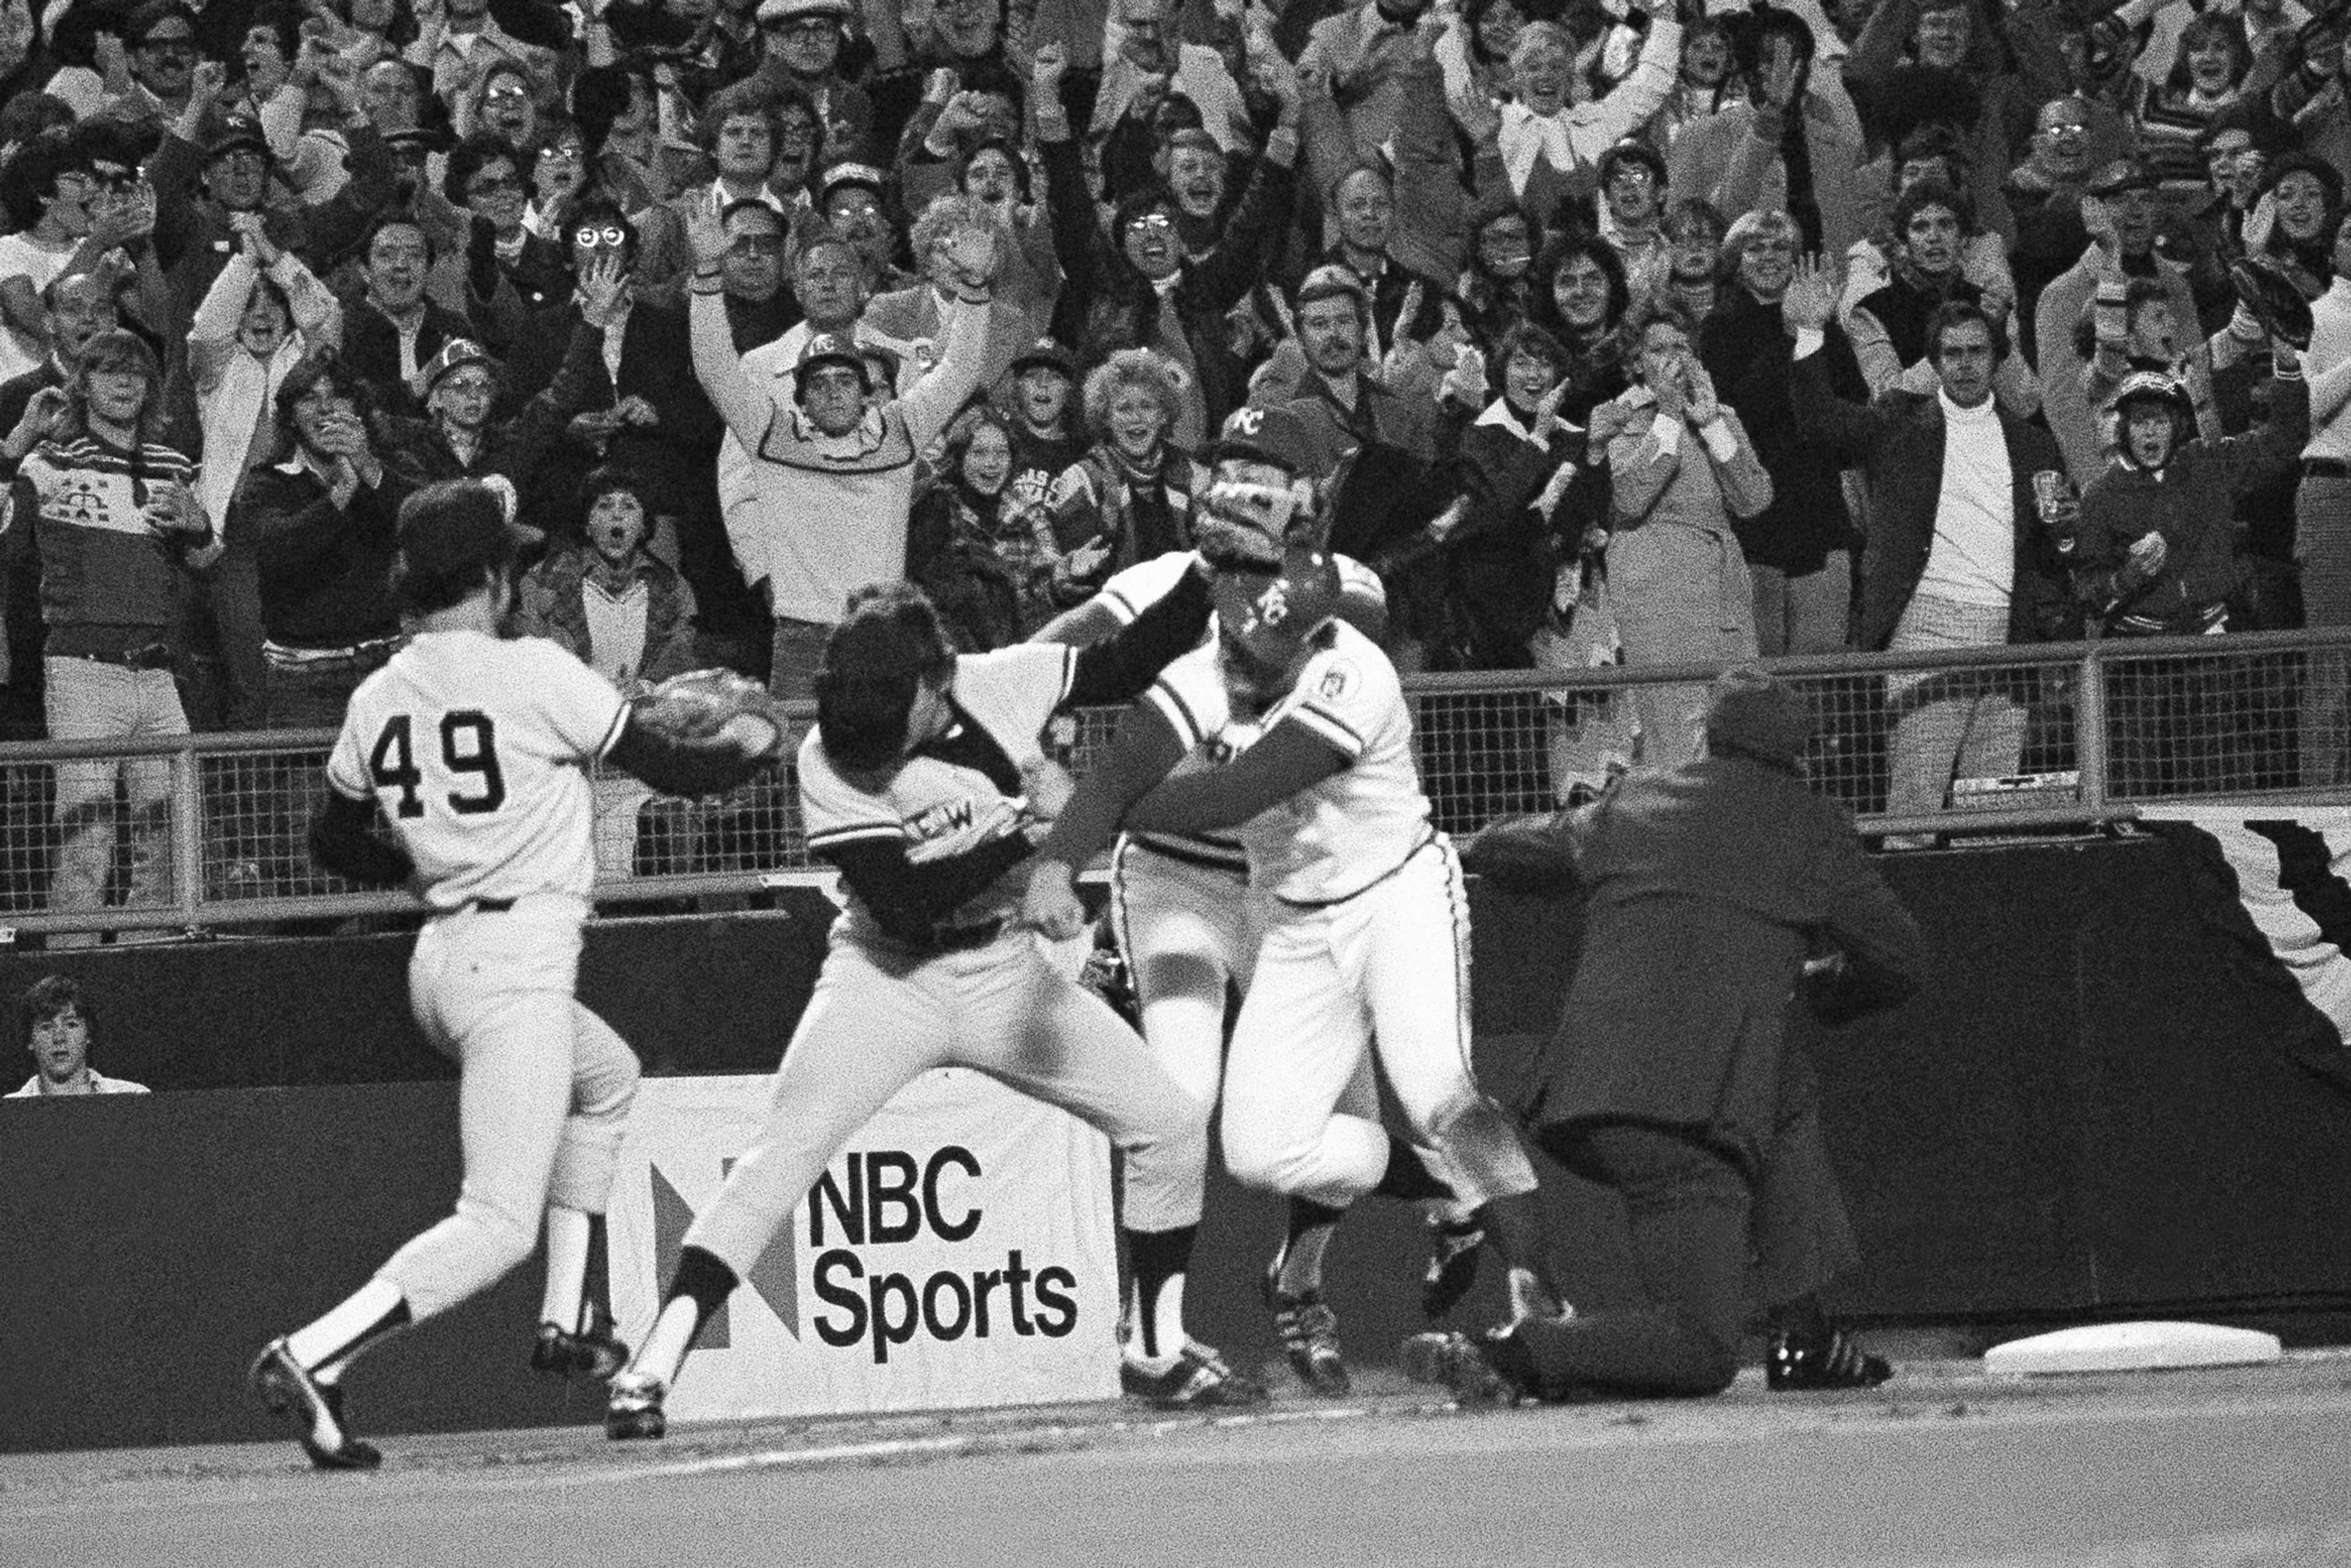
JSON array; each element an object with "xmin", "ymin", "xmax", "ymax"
[
  {"xmin": 264, "ymin": 636, "xmax": 403, "ymax": 669},
  {"xmin": 2304, "ymin": 459, "xmax": 2351, "ymax": 479},
  {"xmin": 60, "ymin": 643, "xmax": 176, "ymax": 671},
  {"xmin": 1273, "ymin": 831, "xmax": 1438, "ymax": 911}
]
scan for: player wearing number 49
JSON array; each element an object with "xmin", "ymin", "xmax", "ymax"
[{"xmin": 249, "ymin": 479, "xmax": 786, "ymax": 1472}]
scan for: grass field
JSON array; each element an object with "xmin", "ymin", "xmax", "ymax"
[{"xmin": 8, "ymin": 1351, "xmax": 2351, "ymax": 1567}]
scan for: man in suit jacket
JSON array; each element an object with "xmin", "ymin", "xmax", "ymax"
[
  {"xmin": 1786, "ymin": 273, "xmax": 2074, "ymax": 831},
  {"xmin": 1436, "ymin": 669, "xmax": 1925, "ymax": 1401}
]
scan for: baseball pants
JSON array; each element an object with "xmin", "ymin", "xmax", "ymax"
[
  {"xmin": 1220, "ymin": 836, "xmax": 1535, "ymax": 1211},
  {"xmin": 684, "ymin": 928, "xmax": 1205, "ymax": 1278},
  {"xmin": 377, "ymin": 896, "xmax": 641, "ymax": 1321}
]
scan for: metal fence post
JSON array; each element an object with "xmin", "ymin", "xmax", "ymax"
[
  {"xmin": 170, "ymin": 743, "xmax": 203, "ymax": 933},
  {"xmin": 2076, "ymin": 640, "xmax": 2110, "ymax": 810}
]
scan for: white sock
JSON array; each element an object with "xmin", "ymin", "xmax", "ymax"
[
  {"xmin": 631, "ymin": 1297, "xmax": 703, "ymax": 1389},
  {"xmin": 287, "ymin": 1277, "xmax": 407, "ymax": 1384},
  {"xmin": 540, "ymin": 1206, "xmax": 593, "ymax": 1331},
  {"xmin": 1122, "ymin": 1274, "xmax": 1188, "ymax": 1365}
]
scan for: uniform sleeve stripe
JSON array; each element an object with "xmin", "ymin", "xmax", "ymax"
[
  {"xmin": 1290, "ymin": 705, "xmax": 1367, "ymax": 756},
  {"xmin": 1152, "ymin": 678, "xmax": 1209, "ymax": 749},
  {"xmin": 807, "ymin": 821, "xmax": 903, "ymax": 847},
  {"xmin": 1056, "ymin": 644, "xmax": 1076, "ymax": 707},
  {"xmin": 1101, "ymin": 588, "xmax": 1144, "ymax": 625},
  {"xmin": 595, "ymin": 699, "xmax": 631, "ymax": 762}
]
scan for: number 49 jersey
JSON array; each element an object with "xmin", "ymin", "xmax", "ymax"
[{"xmin": 326, "ymin": 629, "xmax": 629, "ymax": 910}]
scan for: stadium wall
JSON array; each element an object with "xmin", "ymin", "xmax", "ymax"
[{"xmin": 7, "ymin": 838, "xmax": 2351, "ymax": 1452}]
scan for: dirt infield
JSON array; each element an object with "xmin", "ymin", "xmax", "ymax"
[{"xmin": 7, "ymin": 1351, "xmax": 2351, "ymax": 1567}]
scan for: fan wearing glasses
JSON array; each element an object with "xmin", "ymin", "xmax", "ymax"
[
  {"xmin": 0, "ymin": 127, "xmax": 159, "ymax": 388},
  {"xmin": 446, "ymin": 130, "xmax": 571, "ymax": 320}
]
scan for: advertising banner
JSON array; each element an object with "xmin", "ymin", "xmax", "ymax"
[{"xmin": 606, "ymin": 1071, "xmax": 1121, "ymax": 1423}]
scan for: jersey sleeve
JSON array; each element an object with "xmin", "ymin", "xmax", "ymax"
[
  {"xmin": 526, "ymin": 639, "xmax": 631, "ymax": 763},
  {"xmin": 953, "ymin": 643, "xmax": 1076, "ymax": 756},
  {"xmin": 1092, "ymin": 550, "xmax": 1201, "ymax": 626},
  {"xmin": 1142, "ymin": 642, "xmax": 1232, "ymax": 751},
  {"xmin": 324, "ymin": 711, "xmax": 372, "ymax": 801},
  {"xmin": 796, "ymin": 729, "xmax": 904, "ymax": 854},
  {"xmin": 1284, "ymin": 634, "xmax": 1400, "ymax": 762}
]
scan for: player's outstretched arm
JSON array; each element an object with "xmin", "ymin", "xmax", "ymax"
[
  {"xmin": 1019, "ymin": 700, "xmax": 1191, "ymax": 938},
  {"xmin": 606, "ymin": 706, "xmax": 779, "ymax": 798},
  {"xmin": 309, "ymin": 791, "xmax": 414, "ymax": 887},
  {"xmin": 1456, "ymin": 806, "xmax": 1594, "ymax": 893},
  {"xmin": 1061, "ymin": 567, "xmax": 1212, "ymax": 708},
  {"xmin": 1122, "ymin": 717, "xmax": 1348, "ymax": 835}
]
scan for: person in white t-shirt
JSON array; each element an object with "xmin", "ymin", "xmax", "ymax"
[
  {"xmin": 0, "ymin": 129, "xmax": 133, "ymax": 386},
  {"xmin": 6, "ymin": 975, "xmax": 148, "ymax": 1097}
]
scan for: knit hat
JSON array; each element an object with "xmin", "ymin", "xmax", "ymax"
[{"xmin": 1704, "ymin": 666, "xmax": 1813, "ymax": 768}]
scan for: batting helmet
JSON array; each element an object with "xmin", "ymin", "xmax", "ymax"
[{"xmin": 1212, "ymin": 548, "xmax": 1343, "ymax": 662}]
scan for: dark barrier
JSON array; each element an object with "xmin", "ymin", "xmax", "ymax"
[{"xmin": 7, "ymin": 838, "xmax": 2351, "ymax": 1452}]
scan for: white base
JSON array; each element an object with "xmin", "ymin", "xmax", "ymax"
[{"xmin": 1984, "ymin": 1321, "xmax": 2284, "ymax": 1376}]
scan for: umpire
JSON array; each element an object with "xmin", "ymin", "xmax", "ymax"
[{"xmin": 1441, "ymin": 667, "xmax": 1925, "ymax": 1400}]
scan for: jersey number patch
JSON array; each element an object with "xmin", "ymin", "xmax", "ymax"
[{"xmin": 369, "ymin": 713, "xmax": 508, "ymax": 818}]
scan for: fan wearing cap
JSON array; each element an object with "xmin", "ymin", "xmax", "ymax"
[
  {"xmin": 686, "ymin": 200, "xmax": 997, "ymax": 699},
  {"xmin": 812, "ymin": 159, "xmax": 913, "ymax": 293},
  {"xmin": 2071, "ymin": 353, "xmax": 2304, "ymax": 662},
  {"xmin": 2035, "ymin": 156, "xmax": 2201, "ymax": 487},
  {"xmin": 1280, "ymin": 263, "xmax": 1436, "ymax": 483},
  {"xmin": 1024, "ymin": 536, "xmax": 1567, "ymax": 1396},
  {"xmin": 253, "ymin": 478, "xmax": 781, "ymax": 1472},
  {"xmin": 148, "ymin": 53, "xmax": 400, "ymax": 356},
  {"xmin": 375, "ymin": 268, "xmax": 620, "ymax": 495},
  {"xmin": 1441, "ymin": 667, "xmax": 1924, "ymax": 1405},
  {"xmin": 1035, "ymin": 39, "xmax": 1300, "ymax": 444},
  {"xmin": 999, "ymin": 337, "xmax": 1087, "ymax": 516},
  {"xmin": 751, "ymin": 0, "xmax": 875, "ymax": 161},
  {"xmin": 604, "ymin": 565, "xmax": 1223, "ymax": 1441}
]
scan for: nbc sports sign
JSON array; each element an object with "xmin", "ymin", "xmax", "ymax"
[{"xmin": 606, "ymin": 1070, "xmax": 1120, "ymax": 1422}]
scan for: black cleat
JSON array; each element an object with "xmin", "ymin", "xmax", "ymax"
[
  {"xmin": 1120, "ymin": 1343, "xmax": 1271, "ymax": 1409},
  {"xmin": 604, "ymin": 1370, "xmax": 669, "ymax": 1440},
  {"xmin": 533, "ymin": 1313, "xmax": 629, "ymax": 1382},
  {"xmin": 1421, "ymin": 1215, "xmax": 1485, "ymax": 1321},
  {"xmin": 250, "ymin": 1340, "xmax": 382, "ymax": 1471},
  {"xmin": 1264, "ymin": 1245, "xmax": 1349, "ymax": 1395},
  {"xmin": 1768, "ymin": 1327, "xmax": 1892, "ymax": 1390}
]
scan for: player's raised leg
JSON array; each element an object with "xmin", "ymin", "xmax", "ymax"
[{"xmin": 607, "ymin": 943, "xmax": 953, "ymax": 1439}]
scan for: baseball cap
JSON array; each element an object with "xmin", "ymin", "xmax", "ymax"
[
  {"xmin": 796, "ymin": 331, "xmax": 870, "ymax": 387},
  {"xmin": 1295, "ymin": 263, "xmax": 1370, "ymax": 313},
  {"xmin": 816, "ymin": 160, "xmax": 888, "ymax": 208},
  {"xmin": 1205, "ymin": 403, "xmax": 1316, "ymax": 477},
  {"xmin": 1212, "ymin": 548, "xmax": 1343, "ymax": 660},
  {"xmin": 1009, "ymin": 337, "xmax": 1076, "ymax": 378},
  {"xmin": 2087, "ymin": 157, "xmax": 2158, "ymax": 197},
  {"xmin": 757, "ymin": 0, "xmax": 851, "ymax": 19},
  {"xmin": 1704, "ymin": 666, "xmax": 1813, "ymax": 768},
  {"xmin": 208, "ymin": 111, "xmax": 272, "ymax": 161},
  {"xmin": 416, "ymin": 338, "xmax": 497, "ymax": 397},
  {"xmin": 397, "ymin": 479, "xmax": 514, "ymax": 580},
  {"xmin": 2109, "ymin": 369, "xmax": 2192, "ymax": 418}
]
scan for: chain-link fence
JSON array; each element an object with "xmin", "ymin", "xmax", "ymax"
[{"xmin": 7, "ymin": 628, "xmax": 2351, "ymax": 937}]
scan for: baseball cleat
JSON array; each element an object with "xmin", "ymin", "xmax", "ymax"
[
  {"xmin": 1266, "ymin": 1286, "xmax": 1350, "ymax": 1397},
  {"xmin": 532, "ymin": 1313, "xmax": 629, "ymax": 1382},
  {"xmin": 1421, "ymin": 1214, "xmax": 1486, "ymax": 1321},
  {"xmin": 1120, "ymin": 1343, "xmax": 1270, "ymax": 1409},
  {"xmin": 1767, "ymin": 1327, "xmax": 1892, "ymax": 1391},
  {"xmin": 604, "ymin": 1370, "xmax": 669, "ymax": 1440},
  {"xmin": 250, "ymin": 1339, "xmax": 383, "ymax": 1471}
]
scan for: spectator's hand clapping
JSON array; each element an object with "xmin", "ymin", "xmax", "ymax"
[
  {"xmin": 2, "ymin": 386, "xmax": 67, "ymax": 462},
  {"xmin": 1686, "ymin": 363, "xmax": 1721, "ymax": 426},
  {"xmin": 1780, "ymin": 253, "xmax": 1838, "ymax": 336},
  {"xmin": 144, "ymin": 480, "xmax": 210, "ymax": 539},
  {"xmin": 945, "ymin": 223, "xmax": 998, "ymax": 295}
]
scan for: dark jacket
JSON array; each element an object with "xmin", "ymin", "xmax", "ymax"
[
  {"xmin": 1041, "ymin": 126, "xmax": 1295, "ymax": 436},
  {"xmin": 1700, "ymin": 289, "xmax": 1867, "ymax": 575},
  {"xmin": 1791, "ymin": 351, "xmax": 2073, "ymax": 650},
  {"xmin": 2071, "ymin": 373, "xmax": 2308, "ymax": 634},
  {"xmin": 512, "ymin": 546, "xmax": 698, "ymax": 686},
  {"xmin": 375, "ymin": 320, "xmax": 612, "ymax": 494},
  {"xmin": 242, "ymin": 458, "xmax": 413, "ymax": 649},
  {"xmin": 1461, "ymin": 756, "xmax": 1925, "ymax": 1168},
  {"xmin": 336, "ymin": 293, "xmax": 487, "ymax": 421},
  {"xmin": 1444, "ymin": 399, "xmax": 1580, "ymax": 669}
]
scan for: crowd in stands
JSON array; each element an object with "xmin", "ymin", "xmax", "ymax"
[{"xmin": 0, "ymin": 0, "xmax": 2342, "ymax": 879}]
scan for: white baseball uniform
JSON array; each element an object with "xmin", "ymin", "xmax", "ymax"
[
  {"xmin": 679, "ymin": 643, "xmax": 1205, "ymax": 1281},
  {"xmin": 323, "ymin": 628, "xmax": 642, "ymax": 1319},
  {"xmin": 1147, "ymin": 620, "xmax": 1538, "ymax": 1212}
]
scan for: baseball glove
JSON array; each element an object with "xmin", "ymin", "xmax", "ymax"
[
  {"xmin": 2228, "ymin": 255, "xmax": 2315, "ymax": 350},
  {"xmin": 634, "ymin": 668, "xmax": 790, "ymax": 762}
]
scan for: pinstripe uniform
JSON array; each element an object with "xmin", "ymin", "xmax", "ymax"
[{"xmin": 1147, "ymin": 621, "xmax": 1537, "ymax": 1211}]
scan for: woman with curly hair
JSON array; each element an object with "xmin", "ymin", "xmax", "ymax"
[
  {"xmin": 1528, "ymin": 230, "xmax": 1634, "ymax": 424},
  {"xmin": 907, "ymin": 405, "xmax": 1065, "ymax": 649},
  {"xmin": 1042, "ymin": 348, "xmax": 1206, "ymax": 604}
]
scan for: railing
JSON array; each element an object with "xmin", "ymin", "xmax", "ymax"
[{"xmin": 6, "ymin": 627, "xmax": 2350, "ymax": 939}]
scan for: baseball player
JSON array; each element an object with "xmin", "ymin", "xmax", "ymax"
[
  {"xmin": 604, "ymin": 566, "xmax": 1218, "ymax": 1440},
  {"xmin": 1026, "ymin": 548, "xmax": 1566, "ymax": 1395},
  {"xmin": 1026, "ymin": 405, "xmax": 1404, "ymax": 1403},
  {"xmin": 249, "ymin": 480, "xmax": 781, "ymax": 1470}
]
